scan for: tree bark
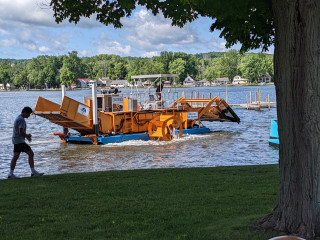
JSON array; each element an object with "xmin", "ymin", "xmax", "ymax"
[{"xmin": 259, "ymin": 0, "xmax": 320, "ymax": 238}]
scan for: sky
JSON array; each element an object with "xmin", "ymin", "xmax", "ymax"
[{"xmin": 0, "ymin": 0, "xmax": 273, "ymax": 60}]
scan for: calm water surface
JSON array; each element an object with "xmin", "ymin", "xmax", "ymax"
[{"xmin": 0, "ymin": 85, "xmax": 278, "ymax": 179}]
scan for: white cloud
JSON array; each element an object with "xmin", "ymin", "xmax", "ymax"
[
  {"xmin": 0, "ymin": 50, "xmax": 17, "ymax": 57},
  {"xmin": 39, "ymin": 46, "xmax": 50, "ymax": 53},
  {"xmin": 79, "ymin": 50, "xmax": 93, "ymax": 57},
  {"xmin": 0, "ymin": 0, "xmax": 101, "ymax": 28},
  {"xmin": 208, "ymin": 41, "xmax": 227, "ymax": 52},
  {"xmin": 142, "ymin": 51, "xmax": 159, "ymax": 58},
  {"xmin": 97, "ymin": 40, "xmax": 131, "ymax": 56},
  {"xmin": 122, "ymin": 9, "xmax": 198, "ymax": 53},
  {"xmin": 0, "ymin": 28, "xmax": 9, "ymax": 36},
  {"xmin": 0, "ymin": 0, "xmax": 54, "ymax": 27},
  {"xmin": 94, "ymin": 32, "xmax": 131, "ymax": 56},
  {"xmin": 0, "ymin": 39, "xmax": 17, "ymax": 47},
  {"xmin": 23, "ymin": 42, "xmax": 38, "ymax": 51},
  {"xmin": 0, "ymin": 0, "xmax": 105, "ymax": 58},
  {"xmin": 0, "ymin": 21, "xmax": 71, "ymax": 55},
  {"xmin": 0, "ymin": 1, "xmax": 236, "ymax": 59},
  {"xmin": 0, "ymin": 0, "xmax": 66, "ymax": 57}
]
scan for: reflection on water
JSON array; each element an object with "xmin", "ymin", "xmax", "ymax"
[{"xmin": 0, "ymin": 86, "xmax": 279, "ymax": 179}]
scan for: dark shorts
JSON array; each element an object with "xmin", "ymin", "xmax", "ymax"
[{"xmin": 13, "ymin": 143, "xmax": 32, "ymax": 153}]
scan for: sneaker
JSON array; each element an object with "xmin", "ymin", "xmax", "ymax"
[
  {"xmin": 31, "ymin": 170, "xmax": 44, "ymax": 177},
  {"xmin": 8, "ymin": 174, "xmax": 20, "ymax": 179}
]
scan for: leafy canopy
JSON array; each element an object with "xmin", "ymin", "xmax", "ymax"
[{"xmin": 50, "ymin": 0, "xmax": 274, "ymax": 52}]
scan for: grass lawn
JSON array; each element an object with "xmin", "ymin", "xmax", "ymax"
[{"xmin": 0, "ymin": 165, "xmax": 279, "ymax": 240}]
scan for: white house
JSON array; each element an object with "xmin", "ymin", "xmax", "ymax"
[
  {"xmin": 197, "ymin": 79, "xmax": 211, "ymax": 87},
  {"xmin": 87, "ymin": 77, "xmax": 112, "ymax": 88},
  {"xmin": 212, "ymin": 78, "xmax": 230, "ymax": 85},
  {"xmin": 110, "ymin": 80, "xmax": 129, "ymax": 88},
  {"xmin": 258, "ymin": 72, "xmax": 271, "ymax": 84},
  {"xmin": 128, "ymin": 80, "xmax": 143, "ymax": 88},
  {"xmin": 0, "ymin": 83, "xmax": 14, "ymax": 90},
  {"xmin": 97, "ymin": 77, "xmax": 112, "ymax": 87},
  {"xmin": 135, "ymin": 80, "xmax": 143, "ymax": 87},
  {"xmin": 183, "ymin": 76, "xmax": 196, "ymax": 86},
  {"xmin": 163, "ymin": 81, "xmax": 172, "ymax": 87},
  {"xmin": 233, "ymin": 76, "xmax": 250, "ymax": 85},
  {"xmin": 142, "ymin": 80, "xmax": 152, "ymax": 87},
  {"xmin": 87, "ymin": 80, "xmax": 96, "ymax": 88}
]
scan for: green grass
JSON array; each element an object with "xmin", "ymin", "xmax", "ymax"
[{"xmin": 0, "ymin": 165, "xmax": 279, "ymax": 240}]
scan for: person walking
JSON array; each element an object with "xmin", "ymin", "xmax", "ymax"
[{"xmin": 8, "ymin": 106, "xmax": 44, "ymax": 179}]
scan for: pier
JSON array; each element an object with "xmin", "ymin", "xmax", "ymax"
[
  {"xmin": 231, "ymin": 88, "xmax": 276, "ymax": 110},
  {"xmin": 181, "ymin": 87, "xmax": 276, "ymax": 111}
]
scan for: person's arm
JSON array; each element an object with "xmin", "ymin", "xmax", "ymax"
[{"xmin": 19, "ymin": 128, "xmax": 32, "ymax": 141}]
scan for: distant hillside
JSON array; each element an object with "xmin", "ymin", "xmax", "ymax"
[
  {"xmin": 194, "ymin": 52, "xmax": 226, "ymax": 59},
  {"xmin": 0, "ymin": 59, "xmax": 29, "ymax": 65},
  {"xmin": 194, "ymin": 51, "xmax": 273, "ymax": 60}
]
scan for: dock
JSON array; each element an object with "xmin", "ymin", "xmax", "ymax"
[
  {"xmin": 231, "ymin": 88, "xmax": 276, "ymax": 110},
  {"xmin": 231, "ymin": 101, "xmax": 276, "ymax": 110},
  {"xmin": 181, "ymin": 87, "xmax": 276, "ymax": 111}
]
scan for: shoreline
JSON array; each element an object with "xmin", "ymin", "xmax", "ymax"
[{"xmin": 0, "ymin": 83, "xmax": 275, "ymax": 92}]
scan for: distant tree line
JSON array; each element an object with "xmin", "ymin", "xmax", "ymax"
[{"xmin": 0, "ymin": 50, "xmax": 273, "ymax": 89}]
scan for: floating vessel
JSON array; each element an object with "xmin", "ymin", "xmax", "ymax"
[
  {"xmin": 268, "ymin": 119, "xmax": 279, "ymax": 147},
  {"xmin": 34, "ymin": 83, "xmax": 240, "ymax": 145}
]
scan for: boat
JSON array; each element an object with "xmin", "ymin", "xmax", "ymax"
[
  {"xmin": 268, "ymin": 119, "xmax": 279, "ymax": 147},
  {"xmin": 33, "ymin": 84, "xmax": 240, "ymax": 145}
]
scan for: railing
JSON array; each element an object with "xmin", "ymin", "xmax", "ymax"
[{"xmin": 117, "ymin": 89, "xmax": 180, "ymax": 109}]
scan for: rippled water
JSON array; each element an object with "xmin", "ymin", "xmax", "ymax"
[{"xmin": 0, "ymin": 85, "xmax": 278, "ymax": 179}]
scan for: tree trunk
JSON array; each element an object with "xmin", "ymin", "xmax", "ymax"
[{"xmin": 259, "ymin": 0, "xmax": 320, "ymax": 238}]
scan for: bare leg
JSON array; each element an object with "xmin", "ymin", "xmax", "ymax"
[
  {"xmin": 26, "ymin": 150, "xmax": 34, "ymax": 168},
  {"xmin": 10, "ymin": 152, "xmax": 20, "ymax": 170}
]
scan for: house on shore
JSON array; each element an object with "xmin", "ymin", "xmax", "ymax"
[
  {"xmin": 212, "ymin": 78, "xmax": 230, "ymax": 86},
  {"xmin": 142, "ymin": 80, "xmax": 152, "ymax": 87},
  {"xmin": 134, "ymin": 80, "xmax": 143, "ymax": 87},
  {"xmin": 258, "ymin": 72, "xmax": 271, "ymax": 84},
  {"xmin": 98, "ymin": 77, "xmax": 112, "ymax": 87},
  {"xmin": 85, "ymin": 77, "xmax": 112, "ymax": 88},
  {"xmin": 128, "ymin": 80, "xmax": 143, "ymax": 88},
  {"xmin": 110, "ymin": 80, "xmax": 129, "ymax": 88},
  {"xmin": 0, "ymin": 83, "xmax": 14, "ymax": 90},
  {"xmin": 233, "ymin": 76, "xmax": 250, "ymax": 85},
  {"xmin": 197, "ymin": 79, "xmax": 211, "ymax": 87},
  {"xmin": 163, "ymin": 80, "xmax": 172, "ymax": 87},
  {"xmin": 183, "ymin": 76, "xmax": 196, "ymax": 87},
  {"xmin": 75, "ymin": 78, "xmax": 89, "ymax": 88}
]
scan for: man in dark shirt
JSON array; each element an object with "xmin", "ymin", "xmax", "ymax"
[{"xmin": 8, "ymin": 106, "xmax": 44, "ymax": 179}]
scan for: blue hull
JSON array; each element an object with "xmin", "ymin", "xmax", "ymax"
[
  {"xmin": 268, "ymin": 119, "xmax": 279, "ymax": 147},
  {"xmin": 66, "ymin": 127, "xmax": 211, "ymax": 145},
  {"xmin": 66, "ymin": 132, "xmax": 150, "ymax": 144},
  {"xmin": 268, "ymin": 138, "xmax": 279, "ymax": 147}
]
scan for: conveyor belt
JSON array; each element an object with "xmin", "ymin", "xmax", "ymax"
[{"xmin": 34, "ymin": 96, "xmax": 94, "ymax": 134}]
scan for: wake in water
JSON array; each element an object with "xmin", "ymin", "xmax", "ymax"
[{"xmin": 101, "ymin": 133, "xmax": 214, "ymax": 148}]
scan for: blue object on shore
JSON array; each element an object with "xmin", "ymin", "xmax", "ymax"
[
  {"xmin": 66, "ymin": 127, "xmax": 211, "ymax": 145},
  {"xmin": 268, "ymin": 119, "xmax": 279, "ymax": 147}
]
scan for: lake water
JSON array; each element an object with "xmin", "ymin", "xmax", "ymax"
[{"xmin": 0, "ymin": 85, "xmax": 278, "ymax": 179}]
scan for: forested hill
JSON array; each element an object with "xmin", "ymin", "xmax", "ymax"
[
  {"xmin": 0, "ymin": 59, "xmax": 29, "ymax": 64},
  {"xmin": 0, "ymin": 50, "xmax": 273, "ymax": 89},
  {"xmin": 194, "ymin": 52, "xmax": 226, "ymax": 59}
]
